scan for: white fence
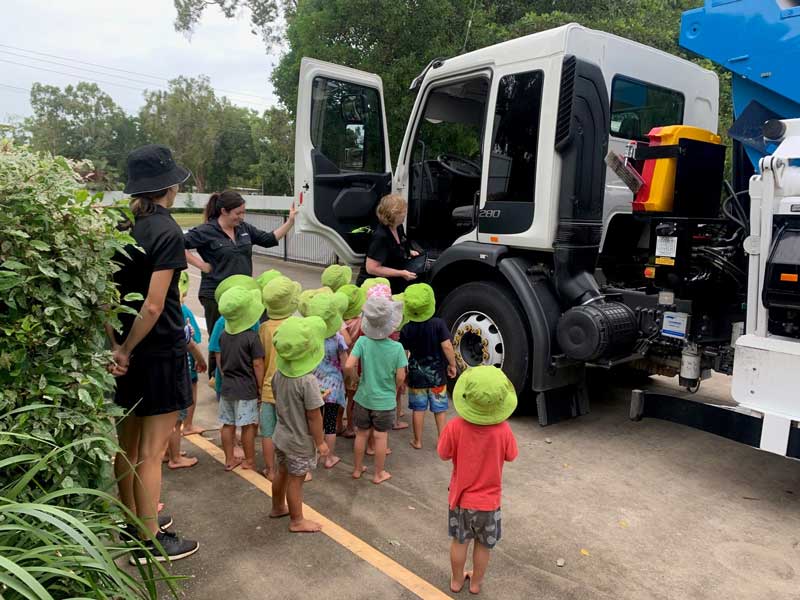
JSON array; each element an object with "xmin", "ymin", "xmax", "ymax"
[{"xmin": 102, "ymin": 191, "xmax": 293, "ymax": 211}]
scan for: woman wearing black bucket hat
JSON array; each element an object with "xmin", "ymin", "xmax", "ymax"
[
  {"xmin": 183, "ymin": 189, "xmax": 296, "ymax": 377},
  {"xmin": 108, "ymin": 144, "xmax": 200, "ymax": 564}
]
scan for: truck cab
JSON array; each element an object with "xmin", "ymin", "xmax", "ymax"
[{"xmin": 294, "ymin": 24, "xmax": 719, "ymax": 421}]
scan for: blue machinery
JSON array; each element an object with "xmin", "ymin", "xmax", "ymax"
[{"xmin": 680, "ymin": 0, "xmax": 800, "ymax": 171}]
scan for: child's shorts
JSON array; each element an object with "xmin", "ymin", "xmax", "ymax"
[
  {"xmin": 352, "ymin": 403, "xmax": 395, "ymax": 432},
  {"xmin": 448, "ymin": 507, "xmax": 502, "ymax": 549},
  {"xmin": 408, "ymin": 385, "xmax": 448, "ymax": 413},
  {"xmin": 259, "ymin": 402, "xmax": 277, "ymax": 438},
  {"xmin": 275, "ymin": 447, "xmax": 317, "ymax": 476},
  {"xmin": 219, "ymin": 397, "xmax": 258, "ymax": 426}
]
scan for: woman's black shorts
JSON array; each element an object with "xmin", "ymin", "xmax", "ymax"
[{"xmin": 114, "ymin": 350, "xmax": 192, "ymax": 417}]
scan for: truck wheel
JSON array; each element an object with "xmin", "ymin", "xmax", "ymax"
[{"xmin": 439, "ymin": 281, "xmax": 530, "ymax": 394}]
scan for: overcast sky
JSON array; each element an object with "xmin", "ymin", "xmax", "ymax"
[{"xmin": 0, "ymin": 0, "xmax": 281, "ymax": 122}]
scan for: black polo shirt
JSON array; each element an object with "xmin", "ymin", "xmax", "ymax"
[
  {"xmin": 184, "ymin": 220, "xmax": 278, "ymax": 299},
  {"xmin": 114, "ymin": 205, "xmax": 187, "ymax": 356},
  {"xmin": 355, "ymin": 223, "xmax": 412, "ymax": 292}
]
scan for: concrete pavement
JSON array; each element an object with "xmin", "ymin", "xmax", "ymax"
[{"xmin": 159, "ymin": 256, "xmax": 800, "ymax": 600}]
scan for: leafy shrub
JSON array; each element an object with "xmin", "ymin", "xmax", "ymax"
[
  {"xmin": 0, "ymin": 142, "xmax": 174, "ymax": 598},
  {"xmin": 0, "ymin": 140, "xmax": 129, "ymax": 499}
]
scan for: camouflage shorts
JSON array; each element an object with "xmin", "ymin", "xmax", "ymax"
[
  {"xmin": 275, "ymin": 447, "xmax": 318, "ymax": 477},
  {"xmin": 448, "ymin": 507, "xmax": 502, "ymax": 549}
]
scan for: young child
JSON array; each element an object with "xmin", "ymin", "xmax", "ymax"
[
  {"xmin": 365, "ymin": 283, "xmax": 409, "ymax": 433},
  {"xmin": 400, "ymin": 283, "xmax": 457, "ymax": 449},
  {"xmin": 164, "ymin": 272, "xmax": 206, "ymax": 470},
  {"xmin": 307, "ymin": 292, "xmax": 349, "ymax": 468},
  {"xmin": 344, "ymin": 295, "xmax": 407, "ymax": 484},
  {"xmin": 179, "ymin": 271, "xmax": 206, "ymax": 437},
  {"xmin": 217, "ymin": 287, "xmax": 265, "ymax": 471},
  {"xmin": 258, "ymin": 275, "xmax": 302, "ymax": 480},
  {"xmin": 271, "ymin": 316, "xmax": 330, "ymax": 532},
  {"xmin": 437, "ymin": 366, "xmax": 519, "ymax": 595},
  {"xmin": 338, "ymin": 284, "xmax": 366, "ymax": 438},
  {"xmin": 208, "ymin": 275, "xmax": 262, "ymax": 400},
  {"xmin": 321, "ymin": 264, "xmax": 352, "ymax": 292}
]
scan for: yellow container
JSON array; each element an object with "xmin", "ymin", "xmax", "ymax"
[{"xmin": 633, "ymin": 125, "xmax": 722, "ymax": 213}]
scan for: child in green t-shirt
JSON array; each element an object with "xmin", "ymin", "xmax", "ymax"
[{"xmin": 344, "ymin": 296, "xmax": 407, "ymax": 485}]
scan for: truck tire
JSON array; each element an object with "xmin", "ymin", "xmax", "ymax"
[{"xmin": 439, "ymin": 281, "xmax": 530, "ymax": 394}]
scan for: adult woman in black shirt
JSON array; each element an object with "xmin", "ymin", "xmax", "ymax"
[
  {"xmin": 108, "ymin": 144, "xmax": 199, "ymax": 561},
  {"xmin": 183, "ymin": 190, "xmax": 296, "ymax": 372},
  {"xmin": 355, "ymin": 194, "xmax": 419, "ymax": 293}
]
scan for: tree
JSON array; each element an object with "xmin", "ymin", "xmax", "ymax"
[
  {"xmin": 139, "ymin": 75, "xmax": 224, "ymax": 192},
  {"xmin": 251, "ymin": 106, "xmax": 294, "ymax": 195},
  {"xmin": 24, "ymin": 82, "xmax": 142, "ymax": 188},
  {"xmin": 207, "ymin": 104, "xmax": 260, "ymax": 192}
]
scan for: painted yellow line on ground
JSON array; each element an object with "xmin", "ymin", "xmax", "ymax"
[{"xmin": 185, "ymin": 434, "xmax": 451, "ymax": 600}]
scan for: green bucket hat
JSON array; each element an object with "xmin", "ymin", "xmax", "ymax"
[
  {"xmin": 219, "ymin": 287, "xmax": 264, "ymax": 335},
  {"xmin": 403, "ymin": 283, "xmax": 436, "ymax": 322},
  {"xmin": 321, "ymin": 264, "xmax": 352, "ymax": 292},
  {"xmin": 256, "ymin": 269, "xmax": 283, "ymax": 290},
  {"xmin": 262, "ymin": 276, "xmax": 301, "ymax": 320},
  {"xmin": 178, "ymin": 271, "xmax": 189, "ymax": 297},
  {"xmin": 339, "ymin": 284, "xmax": 366, "ymax": 320},
  {"xmin": 453, "ymin": 366, "xmax": 518, "ymax": 426},
  {"xmin": 307, "ymin": 291, "xmax": 348, "ymax": 338},
  {"xmin": 215, "ymin": 274, "xmax": 260, "ymax": 304},
  {"xmin": 360, "ymin": 277, "xmax": 390, "ymax": 293},
  {"xmin": 298, "ymin": 286, "xmax": 332, "ymax": 317},
  {"xmin": 273, "ymin": 316, "xmax": 326, "ymax": 377},
  {"xmin": 392, "ymin": 293, "xmax": 410, "ymax": 331}
]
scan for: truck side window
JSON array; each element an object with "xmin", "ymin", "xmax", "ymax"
[
  {"xmin": 310, "ymin": 77, "xmax": 385, "ymax": 173},
  {"xmin": 487, "ymin": 70, "xmax": 544, "ymax": 203},
  {"xmin": 610, "ymin": 77, "xmax": 684, "ymax": 141}
]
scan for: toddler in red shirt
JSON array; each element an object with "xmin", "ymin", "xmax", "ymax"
[{"xmin": 437, "ymin": 366, "xmax": 518, "ymax": 595}]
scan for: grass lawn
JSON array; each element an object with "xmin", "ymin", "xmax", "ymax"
[{"xmin": 172, "ymin": 212, "xmax": 204, "ymax": 228}]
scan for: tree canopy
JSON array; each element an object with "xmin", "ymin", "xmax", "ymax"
[{"xmin": 13, "ymin": 77, "xmax": 295, "ymax": 194}]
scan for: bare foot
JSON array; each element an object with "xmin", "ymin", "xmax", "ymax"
[
  {"xmin": 233, "ymin": 446, "xmax": 245, "ymax": 460},
  {"xmin": 352, "ymin": 466, "xmax": 367, "ymax": 479},
  {"xmin": 410, "ymin": 440, "xmax": 423, "ymax": 449},
  {"xmin": 392, "ymin": 421, "xmax": 409, "ymax": 430},
  {"xmin": 372, "ymin": 470, "xmax": 392, "ymax": 485},
  {"xmin": 451, "ymin": 570, "xmax": 469, "ymax": 593},
  {"xmin": 305, "ymin": 472, "xmax": 313, "ymax": 482},
  {"xmin": 466, "ymin": 571, "xmax": 481, "ymax": 595},
  {"xmin": 324, "ymin": 456, "xmax": 341, "ymax": 469},
  {"xmin": 261, "ymin": 468, "xmax": 274, "ymax": 481},
  {"xmin": 366, "ymin": 447, "xmax": 392, "ymax": 456},
  {"xmin": 224, "ymin": 458, "xmax": 243, "ymax": 471},
  {"xmin": 168, "ymin": 455, "xmax": 198, "ymax": 469},
  {"xmin": 398, "ymin": 409, "xmax": 406, "ymax": 418},
  {"xmin": 269, "ymin": 505, "xmax": 290, "ymax": 518},
  {"xmin": 181, "ymin": 425, "xmax": 205, "ymax": 436},
  {"xmin": 341, "ymin": 428, "xmax": 356, "ymax": 439},
  {"xmin": 163, "ymin": 450, "xmax": 186, "ymax": 463},
  {"xmin": 289, "ymin": 518, "xmax": 322, "ymax": 533},
  {"xmin": 241, "ymin": 460, "xmax": 256, "ymax": 470}
]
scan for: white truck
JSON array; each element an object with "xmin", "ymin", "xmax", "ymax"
[{"xmin": 292, "ymin": 5, "xmax": 800, "ymax": 459}]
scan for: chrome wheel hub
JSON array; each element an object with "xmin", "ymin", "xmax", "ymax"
[{"xmin": 452, "ymin": 311, "xmax": 505, "ymax": 370}]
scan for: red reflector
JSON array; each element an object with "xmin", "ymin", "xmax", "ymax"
[
  {"xmin": 780, "ymin": 273, "xmax": 798, "ymax": 282},
  {"xmin": 644, "ymin": 267, "xmax": 656, "ymax": 279},
  {"xmin": 299, "ymin": 191, "xmax": 304, "ymax": 205}
]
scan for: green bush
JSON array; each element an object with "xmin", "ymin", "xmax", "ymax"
[{"xmin": 0, "ymin": 141, "xmax": 174, "ymax": 598}]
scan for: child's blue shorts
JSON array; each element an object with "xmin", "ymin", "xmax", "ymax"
[{"xmin": 408, "ymin": 385, "xmax": 449, "ymax": 413}]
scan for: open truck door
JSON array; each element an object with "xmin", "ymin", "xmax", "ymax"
[{"xmin": 294, "ymin": 58, "xmax": 392, "ymax": 264}]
